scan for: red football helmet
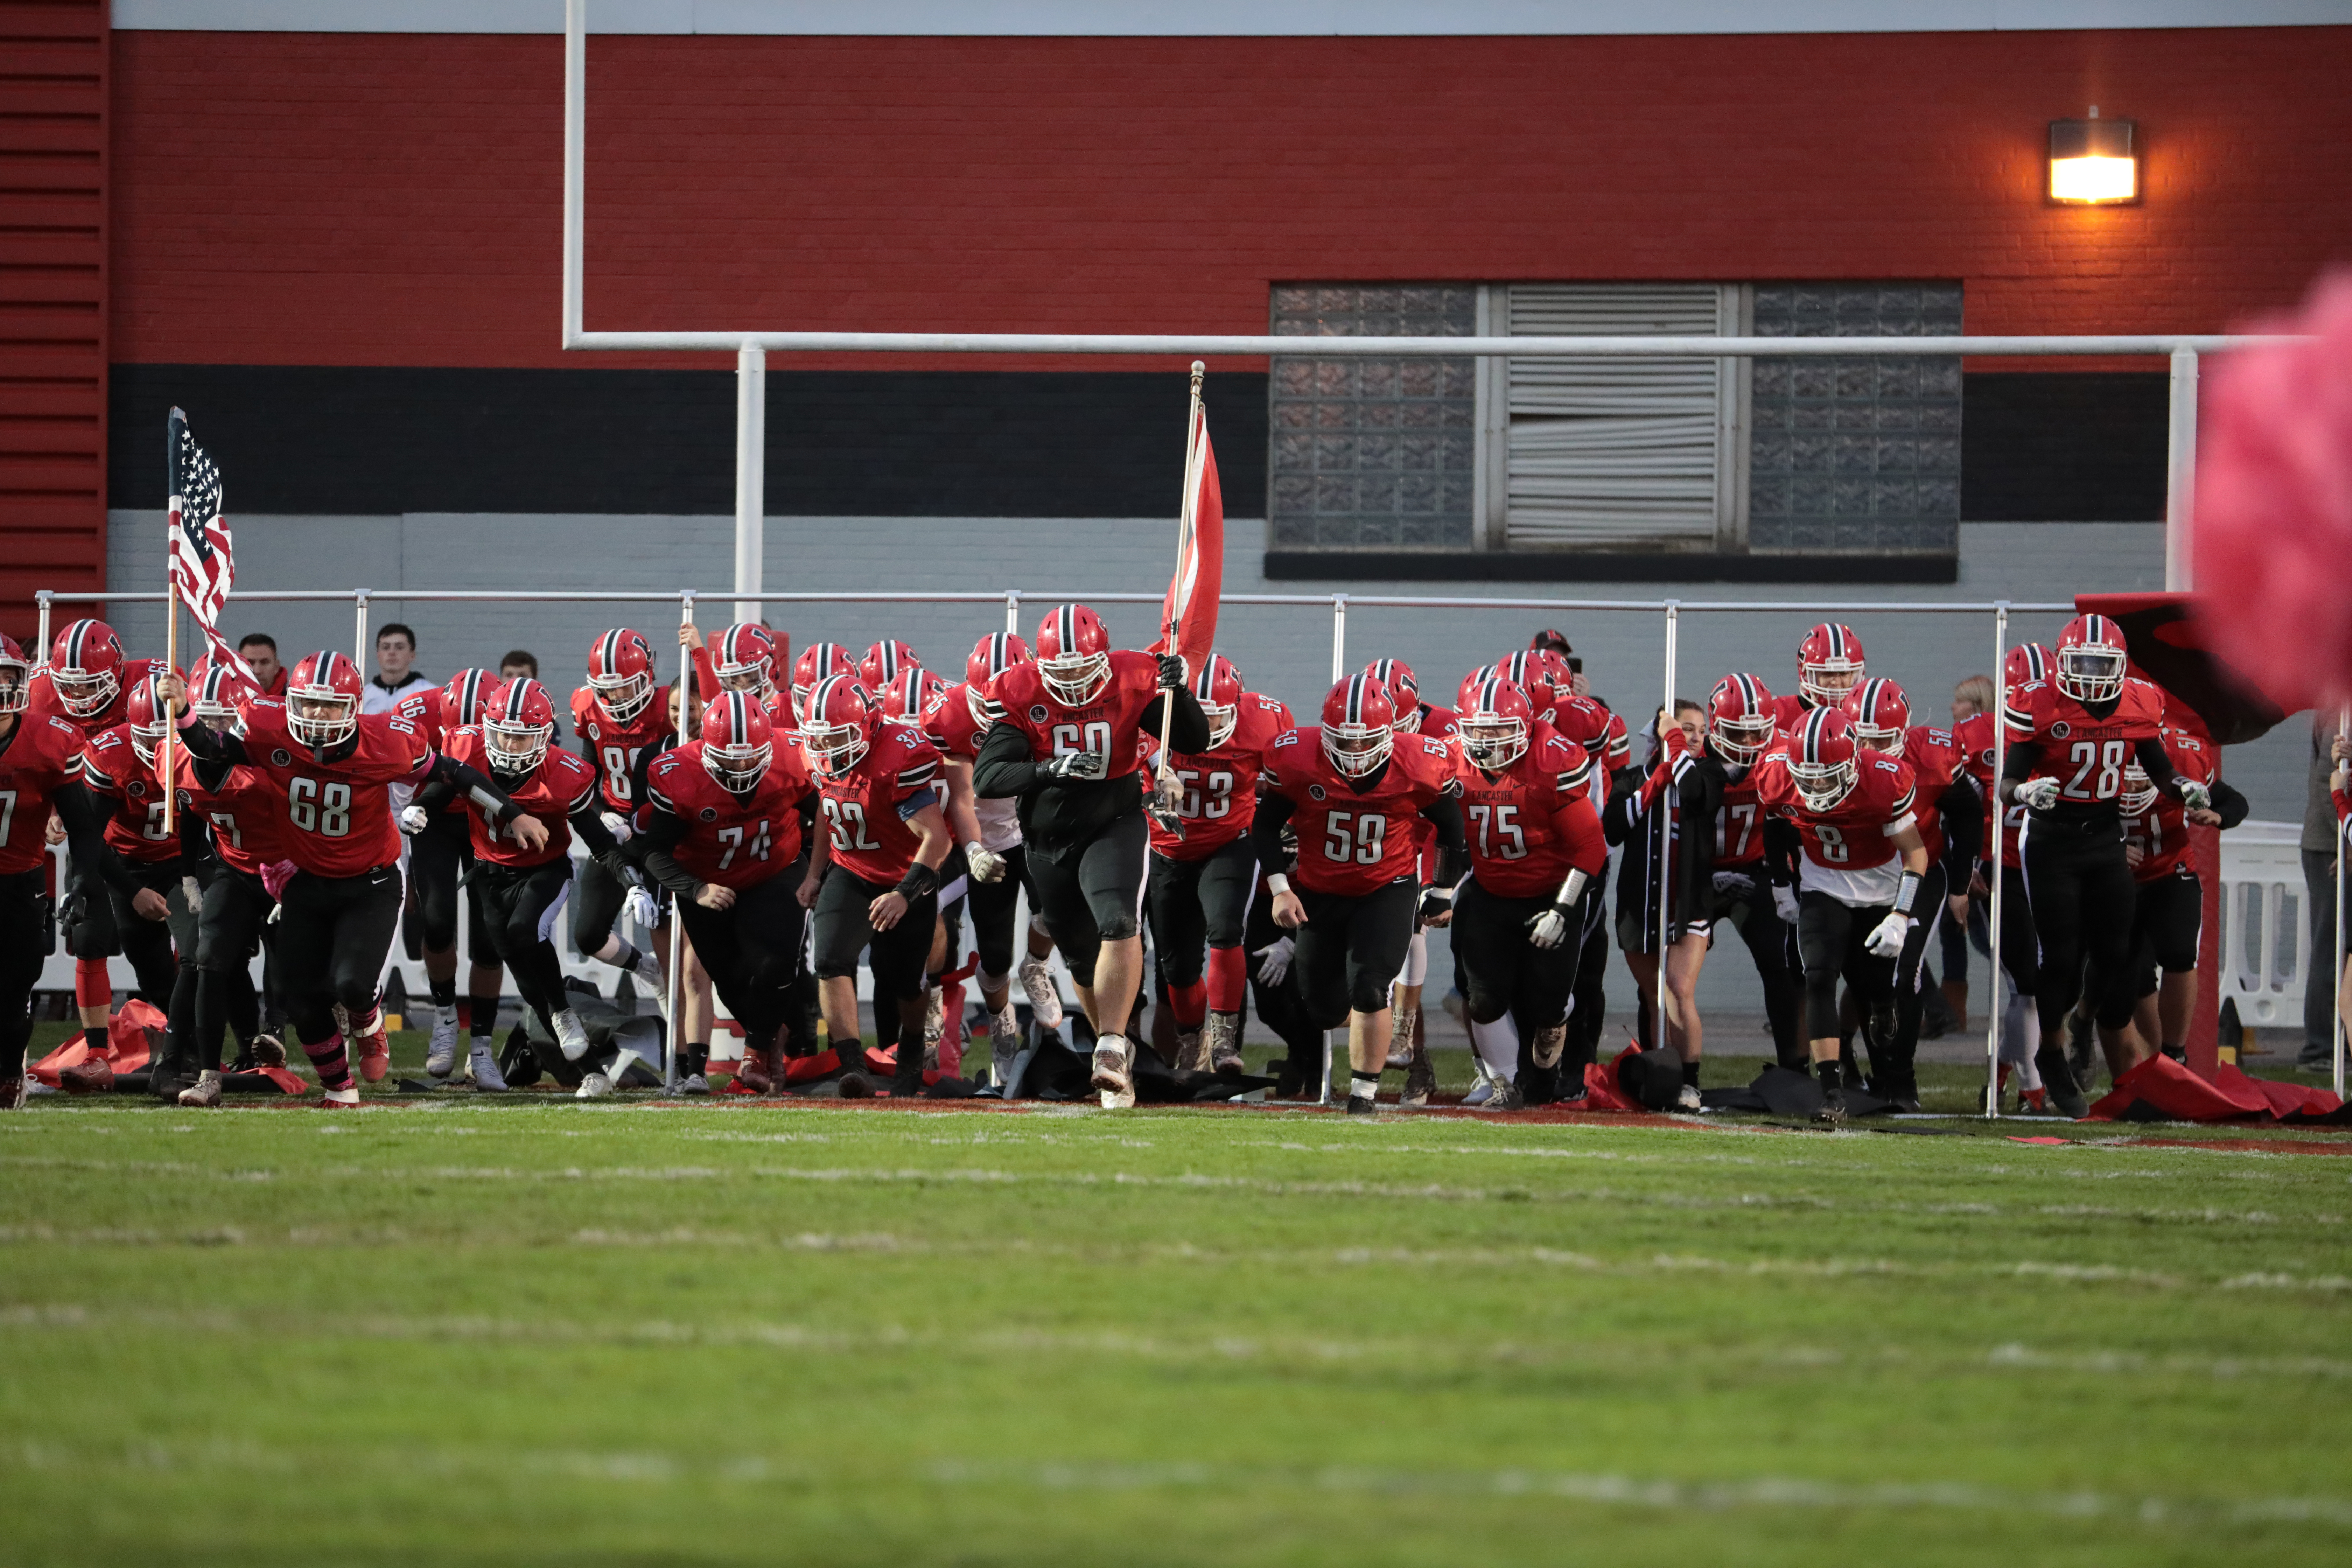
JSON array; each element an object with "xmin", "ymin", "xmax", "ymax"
[
  {"xmin": 800, "ymin": 674, "xmax": 874, "ymax": 778},
  {"xmin": 878, "ymin": 666, "xmax": 947, "ymax": 730},
  {"xmin": 965, "ymin": 632, "xmax": 1031, "ymax": 730},
  {"xmin": 1458, "ymin": 673, "xmax": 1533, "ymax": 772},
  {"xmin": 2004, "ymin": 641, "xmax": 2052, "ymax": 697},
  {"xmin": 1498, "ymin": 651, "xmax": 1566, "ymax": 720},
  {"xmin": 1797, "ymin": 623, "xmax": 1866, "ymax": 708},
  {"xmin": 483, "ymin": 677, "xmax": 557, "ymax": 775},
  {"xmin": 858, "ymin": 639, "xmax": 922, "ymax": 692},
  {"xmin": 441, "ymin": 668, "xmax": 502, "ymax": 731},
  {"xmin": 1787, "ymin": 706, "xmax": 1860, "ymax": 812},
  {"xmin": 50, "ymin": 619, "xmax": 125, "ymax": 719},
  {"xmin": 709, "ymin": 624, "xmax": 778, "ymax": 700},
  {"xmin": 188, "ymin": 662, "xmax": 256, "ymax": 730},
  {"xmin": 699, "ymin": 689, "xmax": 774, "ymax": 795},
  {"xmin": 286, "ymin": 650, "xmax": 363, "ymax": 752},
  {"xmin": 1321, "ymin": 673, "xmax": 1397, "ymax": 778},
  {"xmin": 2055, "ymin": 614, "xmax": 2129, "ymax": 704},
  {"xmin": 1362, "ymin": 659, "xmax": 1421, "ymax": 729},
  {"xmin": 125, "ymin": 670, "xmax": 177, "ymax": 768},
  {"xmin": 1843, "ymin": 677, "xmax": 1910, "ymax": 756},
  {"xmin": 0, "ymin": 633, "xmax": 29, "ymax": 716},
  {"xmin": 1035, "ymin": 604, "xmax": 1112, "ymax": 708},
  {"xmin": 1456, "ymin": 664, "xmax": 1503, "ymax": 713},
  {"xmin": 789, "ymin": 642, "xmax": 856, "ymax": 723},
  {"xmin": 1190, "ymin": 655, "xmax": 1244, "ymax": 750},
  {"xmin": 1707, "ymin": 673, "xmax": 1778, "ymax": 766},
  {"xmin": 587, "ymin": 629, "xmax": 657, "ymax": 723}
]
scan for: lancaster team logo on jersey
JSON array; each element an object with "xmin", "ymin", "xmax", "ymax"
[
  {"xmin": 2050, "ymin": 720, "xmax": 2071, "ymax": 740},
  {"xmin": 1308, "ymin": 784, "xmax": 1326, "ymax": 800},
  {"xmin": 699, "ymin": 806, "xmax": 718, "ymax": 822},
  {"xmin": 271, "ymin": 748, "xmax": 292, "ymax": 766},
  {"xmin": 1029, "ymin": 704, "xmax": 1049, "ymax": 723}
]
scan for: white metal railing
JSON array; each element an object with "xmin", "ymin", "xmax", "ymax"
[{"xmin": 2216, "ymin": 821, "xmax": 2309, "ymax": 1035}]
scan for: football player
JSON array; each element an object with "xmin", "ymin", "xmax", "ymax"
[
  {"xmin": 1145, "ymin": 655, "xmax": 1291, "ymax": 1076},
  {"xmin": 1843, "ymin": 677, "xmax": 1980, "ymax": 1109},
  {"xmin": 1755, "ymin": 705, "xmax": 1930, "ymax": 1125},
  {"xmin": 1449, "ymin": 675, "xmax": 1606, "ymax": 1109},
  {"xmin": 1959, "ymin": 644, "xmax": 2052, "ymax": 1109},
  {"xmin": 1362, "ymin": 658, "xmax": 1450, "ymax": 1091},
  {"xmin": 0, "ymin": 636, "xmax": 157, "ymax": 1110},
  {"xmin": 1251, "ymin": 674, "xmax": 1465, "ymax": 1115},
  {"xmin": 803, "ymin": 675, "xmax": 955, "ymax": 1100},
  {"xmin": 396, "ymin": 668, "xmax": 506, "ymax": 1079},
  {"xmin": 880, "ymin": 665, "xmax": 967, "ymax": 1056},
  {"xmin": 1698, "ymin": 674, "xmax": 1804, "ymax": 1071},
  {"xmin": 2120, "ymin": 722, "xmax": 2245, "ymax": 1063},
  {"xmin": 411, "ymin": 678, "xmax": 639, "ymax": 1095},
  {"xmin": 571, "ymin": 629, "xmax": 674, "ymax": 996},
  {"xmin": 2001, "ymin": 614, "xmax": 2206, "ymax": 1115},
  {"xmin": 71, "ymin": 671, "xmax": 196, "ymax": 1092},
  {"xmin": 789, "ymin": 642, "xmax": 858, "ymax": 726},
  {"xmin": 158, "ymin": 654, "xmax": 546, "ymax": 1105},
  {"xmin": 637, "ymin": 691, "xmax": 824, "ymax": 1093},
  {"xmin": 161, "ymin": 665, "xmax": 288, "ymax": 1107},
  {"xmin": 973, "ymin": 605, "xmax": 1206, "ymax": 1107},
  {"xmin": 859, "ymin": 639, "xmax": 922, "ymax": 693},
  {"xmin": 1772, "ymin": 623, "xmax": 1867, "ymax": 730}
]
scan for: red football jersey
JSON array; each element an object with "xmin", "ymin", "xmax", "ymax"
[
  {"xmin": 232, "ymin": 700, "xmax": 433, "ymax": 877},
  {"xmin": 988, "ymin": 651, "xmax": 1162, "ymax": 782},
  {"xmin": 1540, "ymin": 695, "xmax": 1616, "ymax": 806},
  {"xmin": 814, "ymin": 727, "xmax": 944, "ymax": 886},
  {"xmin": 1451, "ymin": 723, "xmax": 1606, "ymax": 898},
  {"xmin": 162, "ymin": 748, "xmax": 290, "ymax": 877},
  {"xmin": 1953, "ymin": 710, "xmax": 2023, "ymax": 872},
  {"xmin": 1754, "ymin": 749, "xmax": 1918, "ymax": 880},
  {"xmin": 441, "ymin": 727, "xmax": 601, "ymax": 868},
  {"xmin": 78, "ymin": 727, "xmax": 178, "ymax": 864},
  {"xmin": 643, "ymin": 741, "xmax": 815, "ymax": 891},
  {"xmin": 570, "ymin": 682, "xmax": 676, "ymax": 813},
  {"xmin": 1149, "ymin": 693, "xmax": 1292, "ymax": 861},
  {"xmin": 2123, "ymin": 727, "xmax": 2218, "ymax": 884},
  {"xmin": 24, "ymin": 657, "xmax": 164, "ymax": 738},
  {"xmin": 1405, "ymin": 702, "xmax": 1460, "ymax": 740},
  {"xmin": 923, "ymin": 682, "xmax": 1025, "ymax": 853},
  {"xmin": 1264, "ymin": 728, "xmax": 1455, "ymax": 897},
  {"xmin": 2003, "ymin": 676, "xmax": 2166, "ymax": 808},
  {"xmin": 1715, "ymin": 768, "xmax": 1768, "ymax": 869},
  {"xmin": 0, "ymin": 713, "xmax": 91, "ymax": 876},
  {"xmin": 1898, "ymin": 725, "xmax": 1967, "ymax": 864}
]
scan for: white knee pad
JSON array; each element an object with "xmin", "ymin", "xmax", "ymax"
[{"xmin": 1394, "ymin": 928, "xmax": 1429, "ymax": 988}]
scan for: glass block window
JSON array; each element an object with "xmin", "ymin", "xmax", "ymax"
[
  {"xmin": 1267, "ymin": 285, "xmax": 1478, "ymax": 550},
  {"xmin": 1746, "ymin": 284, "xmax": 1964, "ymax": 554}
]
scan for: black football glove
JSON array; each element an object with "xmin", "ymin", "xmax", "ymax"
[{"xmin": 1155, "ymin": 653, "xmax": 1186, "ymax": 690}]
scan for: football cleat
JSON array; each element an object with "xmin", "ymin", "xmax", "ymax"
[
  {"xmin": 1204, "ymin": 1011, "xmax": 1244, "ymax": 1077},
  {"xmin": 631, "ymin": 944, "xmax": 666, "ymax": 987},
  {"xmin": 1462, "ymin": 1077, "xmax": 1496, "ymax": 1108},
  {"xmin": 178, "ymin": 1070, "xmax": 224, "ymax": 1109},
  {"xmin": 468, "ymin": 1040, "xmax": 509, "ymax": 1093},
  {"xmin": 1401, "ymin": 1044, "xmax": 1436, "ymax": 1107},
  {"xmin": 426, "ymin": 1006, "xmax": 460, "ymax": 1078},
  {"xmin": 576, "ymin": 1045, "xmax": 642, "ymax": 1100},
  {"xmin": 1091, "ymin": 1034, "xmax": 1136, "ymax": 1109},
  {"xmin": 345, "ymin": 1007, "xmax": 390, "ymax": 1084},
  {"xmin": 1385, "ymin": 999, "xmax": 1418, "ymax": 1070},
  {"xmin": 677, "ymin": 1072, "xmax": 711, "ymax": 1097},
  {"xmin": 552, "ymin": 1008, "xmax": 592, "ymax": 1063},
  {"xmin": 922, "ymin": 985, "xmax": 944, "ymax": 1048},
  {"xmin": 1, "ymin": 1074, "xmax": 26, "ymax": 1111},
  {"xmin": 320, "ymin": 1083, "xmax": 361, "ymax": 1107},
  {"xmin": 734, "ymin": 1048, "xmax": 774, "ymax": 1095},
  {"xmin": 2034, "ymin": 1041, "xmax": 2089, "ymax": 1119},
  {"xmin": 1484, "ymin": 1078, "xmax": 1526, "ymax": 1112},
  {"xmin": 989, "ymin": 1005, "xmax": 1023, "ymax": 1090},
  {"xmin": 1813, "ymin": 1084, "xmax": 1848, "ymax": 1126},
  {"xmin": 61, "ymin": 1055, "xmax": 114, "ymax": 1094},
  {"xmin": 1018, "ymin": 956, "xmax": 1064, "ymax": 1030},
  {"xmin": 1345, "ymin": 1094, "xmax": 1379, "ymax": 1116},
  {"xmin": 1675, "ymin": 1083, "xmax": 1703, "ymax": 1112},
  {"xmin": 1174, "ymin": 1028, "xmax": 1208, "ymax": 1074}
]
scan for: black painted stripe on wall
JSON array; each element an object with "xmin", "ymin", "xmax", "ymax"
[
  {"xmin": 110, "ymin": 364, "xmax": 2163, "ymax": 525},
  {"xmin": 109, "ymin": 365, "xmax": 1271, "ymax": 519}
]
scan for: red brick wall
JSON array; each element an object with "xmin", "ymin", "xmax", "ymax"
[{"xmin": 110, "ymin": 26, "xmax": 2352, "ymax": 373}]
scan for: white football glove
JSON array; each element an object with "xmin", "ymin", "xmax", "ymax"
[
  {"xmin": 1253, "ymin": 935, "xmax": 1295, "ymax": 986},
  {"xmin": 2015, "ymin": 777, "xmax": 2061, "ymax": 812},
  {"xmin": 398, "ymin": 804, "xmax": 430, "ymax": 835},
  {"xmin": 600, "ymin": 810, "xmax": 634, "ymax": 845},
  {"xmin": 180, "ymin": 876, "xmax": 202, "ymax": 912},
  {"xmin": 1864, "ymin": 911, "xmax": 1913, "ymax": 959},
  {"xmin": 1044, "ymin": 749, "xmax": 1110, "ymax": 782},
  {"xmin": 624, "ymin": 887, "xmax": 661, "ymax": 931},
  {"xmin": 2178, "ymin": 780, "xmax": 2212, "ymax": 812},
  {"xmin": 1772, "ymin": 885, "xmax": 1800, "ymax": 924},
  {"xmin": 967, "ymin": 845, "xmax": 1007, "ymax": 884},
  {"xmin": 1526, "ymin": 908, "xmax": 1570, "ymax": 950}
]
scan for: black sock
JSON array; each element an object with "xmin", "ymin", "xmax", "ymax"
[
  {"xmin": 429, "ymin": 977, "xmax": 456, "ymax": 1008},
  {"xmin": 895, "ymin": 1022, "xmax": 926, "ymax": 1086},
  {"xmin": 468, "ymin": 997, "xmax": 497, "ymax": 1039},
  {"xmin": 85, "ymin": 1024, "xmax": 109, "ymax": 1052},
  {"xmin": 1815, "ymin": 1059, "xmax": 1842, "ymax": 1092},
  {"xmin": 1681, "ymin": 1059, "xmax": 1702, "ymax": 1088},
  {"xmin": 611, "ymin": 939, "xmax": 640, "ymax": 973}
]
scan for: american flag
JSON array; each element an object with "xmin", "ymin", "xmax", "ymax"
[{"xmin": 167, "ymin": 408, "xmax": 257, "ymax": 685}]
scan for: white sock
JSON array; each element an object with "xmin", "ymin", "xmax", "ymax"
[{"xmin": 1468, "ymin": 1015, "xmax": 1520, "ymax": 1080}]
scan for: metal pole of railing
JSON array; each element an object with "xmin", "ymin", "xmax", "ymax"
[
  {"xmin": 2165, "ymin": 346, "xmax": 2199, "ymax": 593},
  {"xmin": 1984, "ymin": 604, "xmax": 2009, "ymax": 1119},
  {"xmin": 1329, "ymin": 594, "xmax": 1347, "ymax": 685},
  {"xmin": 34, "ymin": 592, "xmax": 50, "ymax": 673},
  {"xmin": 354, "ymin": 590, "xmax": 370, "ymax": 669},
  {"xmin": 1004, "ymin": 591, "xmax": 1020, "ymax": 637},
  {"xmin": 666, "ymin": 589, "xmax": 695, "ymax": 1094},
  {"xmin": 1658, "ymin": 600, "xmax": 1679, "ymax": 1054},
  {"xmin": 561, "ymin": 0, "xmax": 584, "ymax": 348},
  {"xmin": 2336, "ymin": 708, "xmax": 2348, "ymax": 1101},
  {"xmin": 734, "ymin": 343, "xmax": 766, "ymax": 626}
]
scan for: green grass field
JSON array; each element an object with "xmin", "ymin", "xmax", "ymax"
[{"xmin": 7, "ymin": 1026, "xmax": 2352, "ymax": 1566}]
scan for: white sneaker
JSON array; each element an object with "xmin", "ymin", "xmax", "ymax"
[
  {"xmin": 178, "ymin": 1069, "xmax": 223, "ymax": 1108},
  {"xmin": 1675, "ymin": 1083, "xmax": 1703, "ymax": 1112},
  {"xmin": 470, "ymin": 1040, "xmax": 510, "ymax": 1093},
  {"xmin": 552, "ymin": 1008, "xmax": 592, "ymax": 1062},
  {"xmin": 575, "ymin": 1068, "xmax": 615, "ymax": 1099},
  {"xmin": 1090, "ymin": 1033, "xmax": 1135, "ymax": 1109},
  {"xmin": 1018, "ymin": 957, "xmax": 1064, "ymax": 1030},
  {"xmin": 1462, "ymin": 1078, "xmax": 1496, "ymax": 1108},
  {"xmin": 426, "ymin": 1006, "xmax": 460, "ymax": 1078},
  {"xmin": 677, "ymin": 1072, "xmax": 710, "ymax": 1096},
  {"xmin": 320, "ymin": 1083, "xmax": 361, "ymax": 1107},
  {"xmin": 576, "ymin": 1045, "xmax": 640, "ymax": 1100}
]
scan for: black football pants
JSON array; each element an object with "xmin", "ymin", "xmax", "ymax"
[
  {"xmin": 1145, "ymin": 837, "xmax": 1258, "ymax": 992},
  {"xmin": 679, "ymin": 866, "xmax": 811, "ymax": 1055},
  {"xmin": 1886, "ymin": 861, "xmax": 1950, "ymax": 1084},
  {"xmin": 1027, "ymin": 808, "xmax": 1148, "ymax": 987},
  {"xmin": 1452, "ymin": 874, "xmax": 1583, "ymax": 1033},
  {"xmin": 1708, "ymin": 869, "xmax": 1805, "ymax": 1069},
  {"xmin": 1797, "ymin": 889, "xmax": 1898, "ymax": 1045},
  {"xmin": 2129, "ymin": 870, "xmax": 2203, "ymax": 997},
  {"xmin": 2020, "ymin": 814, "xmax": 2140, "ymax": 1034},
  {"xmin": 0, "ymin": 868, "xmax": 47, "ymax": 1072},
  {"xmin": 277, "ymin": 863, "xmax": 404, "ymax": 1088},
  {"xmin": 1242, "ymin": 877, "xmax": 1323, "ymax": 1068},
  {"xmin": 69, "ymin": 858, "xmax": 189, "ymax": 1007},
  {"xmin": 182, "ymin": 865, "xmax": 270, "ymax": 1073},
  {"xmin": 470, "ymin": 859, "xmax": 577, "ymax": 1035},
  {"xmin": 1294, "ymin": 878, "xmax": 1418, "ymax": 1029}
]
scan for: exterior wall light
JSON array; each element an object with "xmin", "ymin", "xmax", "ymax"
[{"xmin": 2049, "ymin": 106, "xmax": 2138, "ymax": 204}]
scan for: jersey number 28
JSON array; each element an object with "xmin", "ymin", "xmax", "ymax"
[{"xmin": 2063, "ymin": 739, "xmax": 2129, "ymax": 802}]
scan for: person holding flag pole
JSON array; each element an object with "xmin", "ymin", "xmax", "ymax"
[{"xmin": 974, "ymin": 366, "xmax": 1216, "ymax": 1107}]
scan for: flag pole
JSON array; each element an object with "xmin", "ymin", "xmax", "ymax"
[
  {"xmin": 161, "ymin": 422, "xmax": 179, "ymax": 834},
  {"xmin": 1153, "ymin": 363, "xmax": 1207, "ymax": 812}
]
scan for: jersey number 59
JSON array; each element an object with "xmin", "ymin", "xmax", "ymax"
[{"xmin": 1323, "ymin": 810, "xmax": 1387, "ymax": 866}]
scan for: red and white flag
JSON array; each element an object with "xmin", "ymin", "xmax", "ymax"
[
  {"xmin": 167, "ymin": 408, "xmax": 257, "ymax": 685},
  {"xmin": 1149, "ymin": 396, "xmax": 1224, "ymax": 676}
]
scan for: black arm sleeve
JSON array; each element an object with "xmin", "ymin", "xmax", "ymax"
[
  {"xmin": 637, "ymin": 807, "xmax": 704, "ymax": 896},
  {"xmin": 1140, "ymin": 686, "xmax": 1211, "ymax": 755},
  {"xmin": 426, "ymin": 752, "xmax": 520, "ymax": 824},
  {"xmin": 569, "ymin": 801, "xmax": 622, "ymax": 864},
  {"xmin": 54, "ymin": 784, "xmax": 141, "ymax": 896},
  {"xmin": 412, "ymin": 777, "xmax": 457, "ymax": 815},
  {"xmin": 2133, "ymin": 735, "xmax": 2186, "ymax": 798},
  {"xmin": 171, "ymin": 714, "xmax": 248, "ymax": 766},
  {"xmin": 1250, "ymin": 790, "xmax": 1299, "ymax": 875},
  {"xmin": 1419, "ymin": 793, "xmax": 1468, "ymax": 888},
  {"xmin": 1997, "ymin": 738, "xmax": 2044, "ymax": 802},
  {"xmin": 1936, "ymin": 777, "xmax": 1981, "ymax": 886},
  {"xmin": 1763, "ymin": 816, "xmax": 1802, "ymax": 889},
  {"xmin": 972, "ymin": 720, "xmax": 1043, "ymax": 799},
  {"xmin": 178, "ymin": 802, "xmax": 223, "ymax": 886},
  {"xmin": 2211, "ymin": 777, "xmax": 2252, "ymax": 831}
]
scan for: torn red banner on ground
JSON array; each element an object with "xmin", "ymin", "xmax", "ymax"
[{"xmin": 2085, "ymin": 1054, "xmax": 2348, "ymax": 1124}]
